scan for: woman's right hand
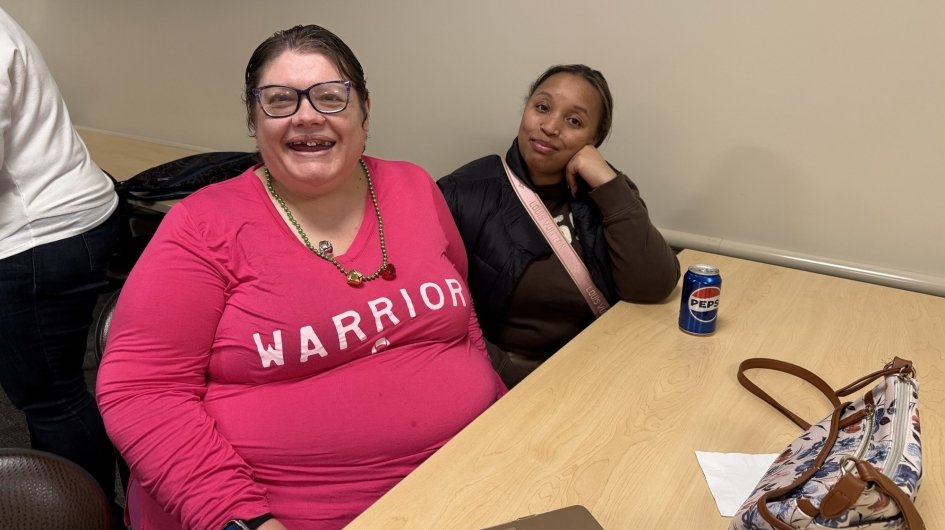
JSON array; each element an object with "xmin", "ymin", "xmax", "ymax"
[{"xmin": 564, "ymin": 145, "xmax": 618, "ymax": 195}]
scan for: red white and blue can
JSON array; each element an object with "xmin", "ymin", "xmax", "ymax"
[{"xmin": 678, "ymin": 264, "xmax": 721, "ymax": 335}]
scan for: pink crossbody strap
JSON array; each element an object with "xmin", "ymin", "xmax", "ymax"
[{"xmin": 500, "ymin": 156, "xmax": 611, "ymax": 317}]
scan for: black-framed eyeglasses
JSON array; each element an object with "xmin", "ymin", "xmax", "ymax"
[{"xmin": 252, "ymin": 80, "xmax": 351, "ymax": 118}]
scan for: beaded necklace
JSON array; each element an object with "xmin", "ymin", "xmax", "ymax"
[{"xmin": 263, "ymin": 159, "xmax": 396, "ymax": 287}]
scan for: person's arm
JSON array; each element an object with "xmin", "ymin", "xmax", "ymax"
[
  {"xmin": 568, "ymin": 146, "xmax": 680, "ymax": 302},
  {"xmin": 96, "ymin": 203, "xmax": 271, "ymax": 530},
  {"xmin": 588, "ymin": 173, "xmax": 680, "ymax": 302},
  {"xmin": 0, "ymin": 32, "xmax": 15, "ymax": 171},
  {"xmin": 432, "ymin": 177, "xmax": 485, "ymax": 349},
  {"xmin": 435, "ymin": 172, "xmax": 468, "ymax": 242},
  {"xmin": 431, "ymin": 177, "xmax": 507, "ymax": 396}
]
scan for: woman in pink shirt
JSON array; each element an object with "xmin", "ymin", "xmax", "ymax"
[{"xmin": 96, "ymin": 24, "xmax": 505, "ymax": 530}]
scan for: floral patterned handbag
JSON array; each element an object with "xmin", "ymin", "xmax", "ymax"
[{"xmin": 731, "ymin": 357, "xmax": 924, "ymax": 530}]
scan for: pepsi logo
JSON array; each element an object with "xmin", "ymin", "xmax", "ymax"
[{"xmin": 688, "ymin": 286, "xmax": 721, "ymax": 322}]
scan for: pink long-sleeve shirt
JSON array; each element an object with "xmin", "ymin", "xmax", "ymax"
[{"xmin": 97, "ymin": 157, "xmax": 505, "ymax": 530}]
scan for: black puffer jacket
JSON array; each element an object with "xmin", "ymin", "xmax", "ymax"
[{"xmin": 438, "ymin": 140, "xmax": 679, "ymax": 327}]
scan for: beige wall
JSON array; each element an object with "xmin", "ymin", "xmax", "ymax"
[{"xmin": 6, "ymin": 1, "xmax": 944, "ymax": 294}]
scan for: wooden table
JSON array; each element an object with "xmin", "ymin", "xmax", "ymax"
[{"xmin": 347, "ymin": 250, "xmax": 944, "ymax": 529}]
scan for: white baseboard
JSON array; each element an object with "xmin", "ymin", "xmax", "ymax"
[{"xmin": 662, "ymin": 229, "xmax": 944, "ymax": 298}]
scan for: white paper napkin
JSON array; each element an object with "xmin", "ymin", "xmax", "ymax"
[{"xmin": 695, "ymin": 451, "xmax": 779, "ymax": 517}]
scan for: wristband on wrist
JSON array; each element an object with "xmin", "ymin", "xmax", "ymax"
[{"xmin": 223, "ymin": 513, "xmax": 274, "ymax": 530}]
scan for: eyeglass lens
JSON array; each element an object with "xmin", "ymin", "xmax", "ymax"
[{"xmin": 257, "ymin": 82, "xmax": 348, "ymax": 117}]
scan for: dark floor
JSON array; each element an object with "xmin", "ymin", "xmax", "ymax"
[{"xmin": 0, "ymin": 384, "xmax": 29, "ymax": 449}]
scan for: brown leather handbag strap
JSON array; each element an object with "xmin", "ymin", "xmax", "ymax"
[
  {"xmin": 835, "ymin": 356, "xmax": 914, "ymax": 397},
  {"xmin": 755, "ymin": 399, "xmax": 925, "ymax": 529},
  {"xmin": 745, "ymin": 357, "xmax": 924, "ymax": 529},
  {"xmin": 757, "ymin": 449, "xmax": 927, "ymax": 529},
  {"xmin": 737, "ymin": 358, "xmax": 841, "ymax": 430},
  {"xmin": 854, "ymin": 460, "xmax": 926, "ymax": 530},
  {"xmin": 755, "ymin": 403, "xmax": 845, "ymax": 528}
]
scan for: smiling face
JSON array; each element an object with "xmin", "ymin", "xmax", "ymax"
[
  {"xmin": 254, "ymin": 50, "xmax": 369, "ymax": 197},
  {"xmin": 516, "ymin": 73, "xmax": 603, "ymax": 185}
]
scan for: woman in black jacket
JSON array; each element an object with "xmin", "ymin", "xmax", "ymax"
[{"xmin": 438, "ymin": 64, "xmax": 680, "ymax": 388}]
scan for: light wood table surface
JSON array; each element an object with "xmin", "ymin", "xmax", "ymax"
[
  {"xmin": 78, "ymin": 129, "xmax": 202, "ymax": 182},
  {"xmin": 347, "ymin": 249, "xmax": 944, "ymax": 529}
]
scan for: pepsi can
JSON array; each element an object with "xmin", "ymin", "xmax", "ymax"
[{"xmin": 678, "ymin": 264, "xmax": 721, "ymax": 335}]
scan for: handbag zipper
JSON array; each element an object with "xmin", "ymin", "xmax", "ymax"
[
  {"xmin": 842, "ymin": 403, "xmax": 875, "ymax": 474},
  {"xmin": 881, "ymin": 374, "xmax": 916, "ymax": 477}
]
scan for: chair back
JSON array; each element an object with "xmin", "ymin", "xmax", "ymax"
[
  {"xmin": 0, "ymin": 448, "xmax": 114, "ymax": 530},
  {"xmin": 92, "ymin": 289, "xmax": 122, "ymax": 364}
]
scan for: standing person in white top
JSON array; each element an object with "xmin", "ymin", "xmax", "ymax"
[{"xmin": 0, "ymin": 6, "xmax": 122, "ymax": 523}]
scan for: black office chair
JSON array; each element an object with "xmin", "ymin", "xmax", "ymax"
[
  {"xmin": 92, "ymin": 289, "xmax": 122, "ymax": 364},
  {"xmin": 0, "ymin": 448, "xmax": 115, "ymax": 530}
]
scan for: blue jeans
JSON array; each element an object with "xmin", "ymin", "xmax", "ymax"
[{"xmin": 0, "ymin": 212, "xmax": 119, "ymax": 503}]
